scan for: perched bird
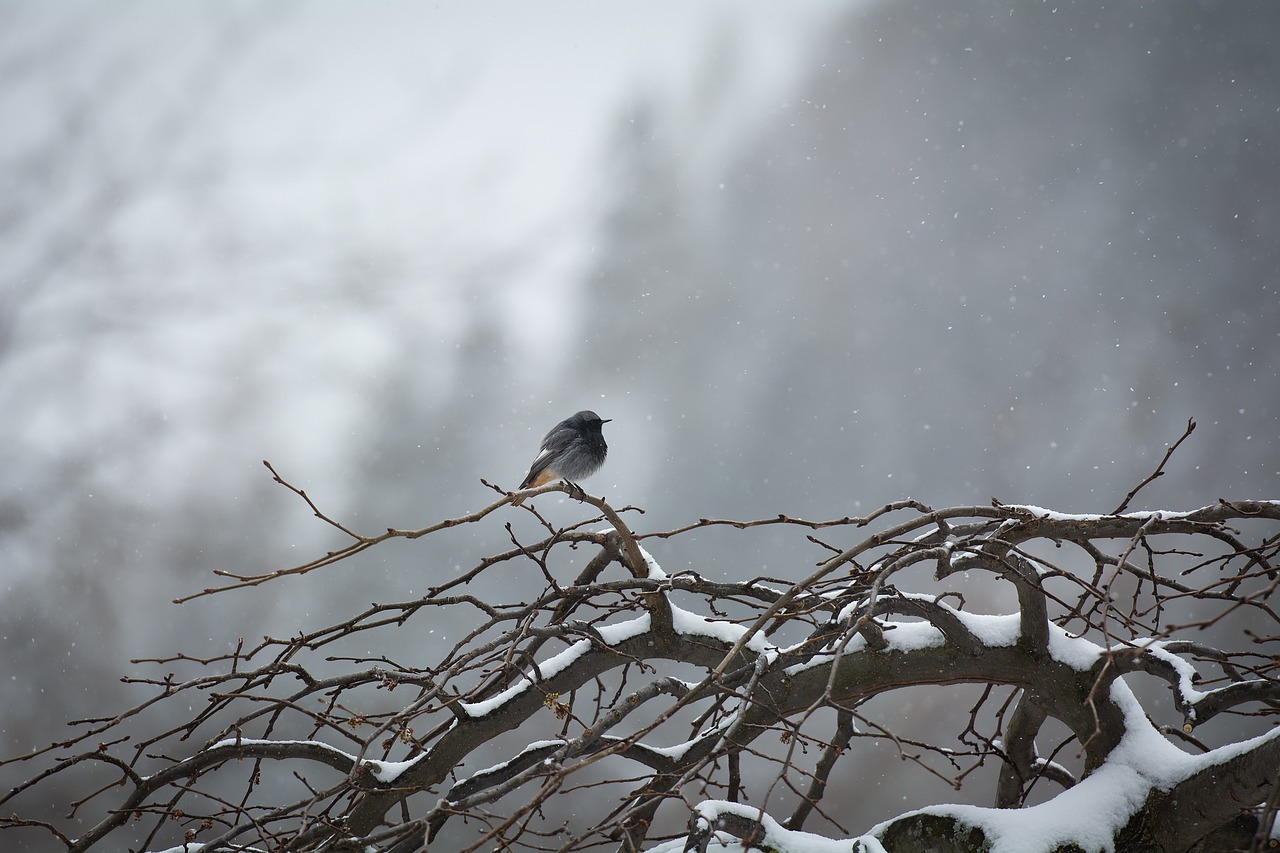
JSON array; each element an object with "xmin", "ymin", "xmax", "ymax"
[{"xmin": 513, "ymin": 410, "xmax": 610, "ymax": 505}]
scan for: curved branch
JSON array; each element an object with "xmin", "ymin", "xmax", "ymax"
[
  {"xmin": 7, "ymin": 496, "xmax": 1277, "ymax": 852},
  {"xmin": 70, "ymin": 738, "xmax": 355, "ymax": 852},
  {"xmin": 342, "ymin": 620, "xmax": 748, "ymax": 837},
  {"xmin": 940, "ymin": 550, "xmax": 1050, "ymax": 661},
  {"xmin": 992, "ymin": 690, "xmax": 1078, "ymax": 809},
  {"xmin": 1113, "ymin": 644, "xmax": 1280, "ymax": 728},
  {"xmin": 1144, "ymin": 728, "xmax": 1280, "ymax": 851},
  {"xmin": 874, "ymin": 594, "xmax": 983, "ymax": 658}
]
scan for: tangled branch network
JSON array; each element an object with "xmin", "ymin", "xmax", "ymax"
[{"xmin": 3, "ymin": 446, "xmax": 1278, "ymax": 852}]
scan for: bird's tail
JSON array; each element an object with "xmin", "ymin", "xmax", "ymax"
[{"xmin": 512, "ymin": 468, "xmax": 556, "ymax": 506}]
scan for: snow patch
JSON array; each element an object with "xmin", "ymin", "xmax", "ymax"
[
  {"xmin": 647, "ymin": 801, "xmax": 855, "ymax": 853},
  {"xmin": 597, "ymin": 612, "xmax": 652, "ymax": 644},
  {"xmin": 365, "ymin": 754, "xmax": 424, "ymax": 784},
  {"xmin": 669, "ymin": 603, "xmax": 771, "ymax": 653},
  {"xmin": 867, "ymin": 678, "xmax": 1280, "ymax": 853},
  {"xmin": 1046, "ymin": 623, "xmax": 1106, "ymax": 670}
]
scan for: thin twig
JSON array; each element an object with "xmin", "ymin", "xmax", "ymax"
[{"xmin": 1112, "ymin": 418, "xmax": 1196, "ymax": 514}]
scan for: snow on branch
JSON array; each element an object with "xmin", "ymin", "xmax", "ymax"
[{"xmin": 1, "ymin": 466, "xmax": 1277, "ymax": 852}]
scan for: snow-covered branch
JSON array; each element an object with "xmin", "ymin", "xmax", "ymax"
[{"xmin": 2, "ymin": 481, "xmax": 1276, "ymax": 853}]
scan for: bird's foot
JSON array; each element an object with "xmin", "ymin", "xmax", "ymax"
[{"xmin": 566, "ymin": 481, "xmax": 587, "ymax": 502}]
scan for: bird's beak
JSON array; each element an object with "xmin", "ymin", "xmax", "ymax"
[{"xmin": 601, "ymin": 419, "xmax": 613, "ymax": 424}]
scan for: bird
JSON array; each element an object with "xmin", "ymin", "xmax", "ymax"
[{"xmin": 512, "ymin": 410, "xmax": 611, "ymax": 505}]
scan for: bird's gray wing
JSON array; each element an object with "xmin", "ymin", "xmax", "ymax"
[{"xmin": 519, "ymin": 421, "xmax": 578, "ymax": 488}]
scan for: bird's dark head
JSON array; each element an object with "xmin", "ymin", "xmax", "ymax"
[{"xmin": 574, "ymin": 410, "xmax": 611, "ymax": 431}]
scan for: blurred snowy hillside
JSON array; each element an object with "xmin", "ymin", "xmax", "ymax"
[{"xmin": 1, "ymin": 0, "xmax": 1277, "ymax": 842}]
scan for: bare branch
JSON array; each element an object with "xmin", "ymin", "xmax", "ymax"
[{"xmin": 4, "ymin": 490, "xmax": 1277, "ymax": 852}]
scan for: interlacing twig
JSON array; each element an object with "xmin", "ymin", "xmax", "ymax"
[{"xmin": 3, "ymin": 452, "xmax": 1278, "ymax": 853}]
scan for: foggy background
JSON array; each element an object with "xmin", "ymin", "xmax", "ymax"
[{"xmin": 2, "ymin": 0, "xmax": 1278, "ymax": 848}]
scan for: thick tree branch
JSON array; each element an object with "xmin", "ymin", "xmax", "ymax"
[{"xmin": 4, "ymin": 490, "xmax": 1276, "ymax": 853}]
